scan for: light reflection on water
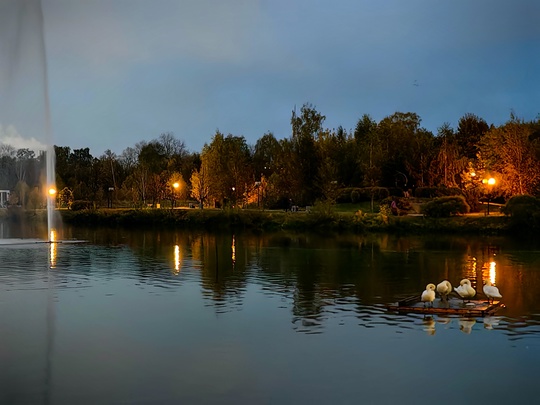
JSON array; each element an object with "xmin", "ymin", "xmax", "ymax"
[{"xmin": 1, "ymin": 228, "xmax": 540, "ymax": 404}]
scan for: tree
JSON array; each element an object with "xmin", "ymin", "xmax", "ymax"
[
  {"xmin": 15, "ymin": 148, "xmax": 36, "ymax": 184},
  {"xmin": 137, "ymin": 142, "xmax": 168, "ymax": 206},
  {"xmin": 317, "ymin": 156, "xmax": 339, "ymax": 203},
  {"xmin": 158, "ymin": 132, "xmax": 187, "ymax": 160},
  {"xmin": 69, "ymin": 147, "xmax": 95, "ymax": 200},
  {"xmin": 253, "ymin": 132, "xmax": 280, "ymax": 180},
  {"xmin": 190, "ymin": 164, "xmax": 210, "ymax": 208},
  {"xmin": 203, "ymin": 131, "xmax": 253, "ymax": 207},
  {"xmin": 479, "ymin": 116, "xmax": 540, "ymax": 196},
  {"xmin": 0, "ymin": 145, "xmax": 17, "ymax": 189},
  {"xmin": 355, "ymin": 114, "xmax": 382, "ymax": 191},
  {"xmin": 266, "ymin": 138, "xmax": 301, "ymax": 208},
  {"xmin": 332, "ymin": 126, "xmax": 359, "ymax": 186},
  {"xmin": 377, "ymin": 112, "xmax": 433, "ymax": 189},
  {"xmin": 429, "ymin": 123, "xmax": 465, "ymax": 187},
  {"xmin": 456, "ymin": 113, "xmax": 489, "ymax": 160},
  {"xmin": 291, "ymin": 103, "xmax": 325, "ymax": 204}
]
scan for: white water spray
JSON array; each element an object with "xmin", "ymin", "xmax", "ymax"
[{"xmin": 0, "ymin": 0, "xmax": 58, "ymax": 241}]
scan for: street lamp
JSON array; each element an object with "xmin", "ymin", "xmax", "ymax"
[
  {"xmin": 172, "ymin": 182, "xmax": 179, "ymax": 209},
  {"xmin": 108, "ymin": 187, "xmax": 114, "ymax": 208},
  {"xmin": 482, "ymin": 177, "xmax": 496, "ymax": 215}
]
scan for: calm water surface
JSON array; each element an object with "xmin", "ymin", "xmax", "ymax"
[{"xmin": 1, "ymin": 225, "xmax": 539, "ymax": 404}]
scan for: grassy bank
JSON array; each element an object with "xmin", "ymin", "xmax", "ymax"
[{"xmin": 54, "ymin": 206, "xmax": 512, "ymax": 236}]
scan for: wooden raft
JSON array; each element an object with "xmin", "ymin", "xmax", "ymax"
[{"xmin": 387, "ymin": 295, "xmax": 505, "ymax": 317}]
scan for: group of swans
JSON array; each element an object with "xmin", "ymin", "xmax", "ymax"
[{"xmin": 421, "ymin": 279, "xmax": 502, "ymax": 307}]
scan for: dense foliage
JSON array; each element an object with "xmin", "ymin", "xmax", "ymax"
[{"xmin": 1, "ymin": 106, "xmax": 539, "ymax": 211}]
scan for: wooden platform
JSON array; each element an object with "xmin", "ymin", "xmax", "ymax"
[{"xmin": 387, "ymin": 295, "xmax": 505, "ymax": 317}]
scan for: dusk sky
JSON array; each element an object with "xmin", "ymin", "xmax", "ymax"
[{"xmin": 2, "ymin": 0, "xmax": 539, "ymax": 156}]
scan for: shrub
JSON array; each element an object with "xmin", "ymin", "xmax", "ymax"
[
  {"xmin": 380, "ymin": 196, "xmax": 413, "ymax": 214},
  {"xmin": 421, "ymin": 195, "xmax": 470, "ymax": 218},
  {"xmin": 501, "ymin": 195, "xmax": 540, "ymax": 229},
  {"xmin": 501, "ymin": 195, "xmax": 540, "ymax": 215}
]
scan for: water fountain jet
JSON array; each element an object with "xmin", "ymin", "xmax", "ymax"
[{"xmin": 0, "ymin": 0, "xmax": 60, "ymax": 244}]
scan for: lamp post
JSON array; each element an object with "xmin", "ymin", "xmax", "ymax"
[
  {"xmin": 482, "ymin": 177, "xmax": 496, "ymax": 215},
  {"xmin": 172, "ymin": 182, "xmax": 179, "ymax": 209},
  {"xmin": 108, "ymin": 187, "xmax": 114, "ymax": 208},
  {"xmin": 255, "ymin": 181, "xmax": 261, "ymax": 208}
]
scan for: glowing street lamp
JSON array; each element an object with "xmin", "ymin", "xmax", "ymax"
[
  {"xmin": 48, "ymin": 187, "xmax": 57, "ymax": 209},
  {"xmin": 482, "ymin": 177, "xmax": 496, "ymax": 215}
]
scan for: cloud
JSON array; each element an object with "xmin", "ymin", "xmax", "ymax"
[{"xmin": 0, "ymin": 125, "xmax": 47, "ymax": 153}]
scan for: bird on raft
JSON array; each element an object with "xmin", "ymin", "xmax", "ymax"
[
  {"xmin": 454, "ymin": 279, "xmax": 476, "ymax": 302},
  {"xmin": 421, "ymin": 283, "xmax": 436, "ymax": 307},
  {"xmin": 436, "ymin": 280, "xmax": 453, "ymax": 302},
  {"xmin": 483, "ymin": 280, "xmax": 502, "ymax": 304}
]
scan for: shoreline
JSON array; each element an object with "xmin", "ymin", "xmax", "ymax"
[{"xmin": 46, "ymin": 207, "xmax": 514, "ymax": 236}]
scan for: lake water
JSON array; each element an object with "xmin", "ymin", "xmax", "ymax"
[{"xmin": 1, "ymin": 225, "xmax": 539, "ymax": 404}]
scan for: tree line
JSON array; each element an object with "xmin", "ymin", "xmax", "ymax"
[{"xmin": 1, "ymin": 104, "xmax": 539, "ymax": 210}]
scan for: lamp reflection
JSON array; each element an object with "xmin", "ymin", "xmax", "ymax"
[
  {"xmin": 49, "ymin": 229, "xmax": 57, "ymax": 268},
  {"xmin": 466, "ymin": 256, "xmax": 477, "ymax": 281},
  {"xmin": 173, "ymin": 244, "xmax": 182, "ymax": 275},
  {"xmin": 489, "ymin": 261, "xmax": 496, "ymax": 285},
  {"xmin": 231, "ymin": 235, "xmax": 236, "ymax": 265}
]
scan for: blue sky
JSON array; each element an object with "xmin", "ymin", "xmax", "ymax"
[{"xmin": 2, "ymin": 0, "xmax": 539, "ymax": 156}]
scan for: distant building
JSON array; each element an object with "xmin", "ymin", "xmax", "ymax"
[{"xmin": 0, "ymin": 190, "xmax": 10, "ymax": 207}]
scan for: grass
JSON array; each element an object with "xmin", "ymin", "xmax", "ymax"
[{"xmin": 332, "ymin": 202, "xmax": 379, "ymax": 214}]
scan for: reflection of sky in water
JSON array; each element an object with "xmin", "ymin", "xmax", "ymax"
[{"xmin": 1, "ymin": 231, "xmax": 540, "ymax": 403}]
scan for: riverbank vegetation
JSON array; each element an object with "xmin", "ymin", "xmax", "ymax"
[
  {"xmin": 55, "ymin": 199, "xmax": 520, "ymax": 236},
  {"xmin": 1, "ymin": 104, "xmax": 539, "ymax": 224}
]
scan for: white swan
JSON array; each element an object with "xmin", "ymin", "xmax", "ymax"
[
  {"xmin": 483, "ymin": 280, "xmax": 502, "ymax": 304},
  {"xmin": 436, "ymin": 280, "xmax": 453, "ymax": 301},
  {"xmin": 421, "ymin": 283, "xmax": 436, "ymax": 307},
  {"xmin": 454, "ymin": 279, "xmax": 476, "ymax": 302}
]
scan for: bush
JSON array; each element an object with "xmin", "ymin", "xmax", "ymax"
[
  {"xmin": 71, "ymin": 200, "xmax": 93, "ymax": 211},
  {"xmin": 501, "ymin": 195, "xmax": 540, "ymax": 229},
  {"xmin": 370, "ymin": 187, "xmax": 390, "ymax": 201},
  {"xmin": 380, "ymin": 196, "xmax": 413, "ymax": 215},
  {"xmin": 501, "ymin": 195, "xmax": 540, "ymax": 214},
  {"xmin": 421, "ymin": 195, "xmax": 470, "ymax": 218}
]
